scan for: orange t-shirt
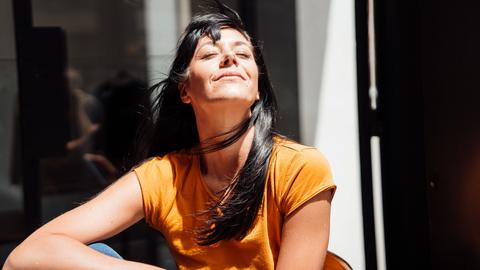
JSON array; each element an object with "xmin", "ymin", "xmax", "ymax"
[{"xmin": 134, "ymin": 139, "xmax": 336, "ymax": 269}]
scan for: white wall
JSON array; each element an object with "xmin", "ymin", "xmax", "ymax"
[
  {"xmin": 144, "ymin": 0, "xmax": 181, "ymax": 82},
  {"xmin": 296, "ymin": 0, "xmax": 365, "ymax": 269}
]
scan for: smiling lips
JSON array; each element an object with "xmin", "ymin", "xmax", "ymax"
[{"xmin": 214, "ymin": 71, "xmax": 245, "ymax": 81}]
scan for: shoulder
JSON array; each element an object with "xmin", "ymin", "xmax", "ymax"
[
  {"xmin": 132, "ymin": 151, "xmax": 195, "ymax": 227},
  {"xmin": 270, "ymin": 137, "xmax": 335, "ymax": 216},
  {"xmin": 133, "ymin": 151, "xmax": 193, "ymax": 176},
  {"xmin": 272, "ymin": 137, "xmax": 329, "ymax": 169},
  {"xmin": 132, "ymin": 151, "xmax": 195, "ymax": 194}
]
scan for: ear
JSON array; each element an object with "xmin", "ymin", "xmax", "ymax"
[
  {"xmin": 256, "ymin": 90, "xmax": 260, "ymax": 101},
  {"xmin": 179, "ymin": 82, "xmax": 191, "ymax": 104}
]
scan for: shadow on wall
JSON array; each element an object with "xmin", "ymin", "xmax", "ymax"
[{"xmin": 295, "ymin": 0, "xmax": 330, "ymax": 145}]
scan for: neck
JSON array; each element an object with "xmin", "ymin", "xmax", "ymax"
[
  {"xmin": 192, "ymin": 105, "xmax": 254, "ymax": 192},
  {"xmin": 199, "ymin": 124, "xmax": 255, "ymax": 190}
]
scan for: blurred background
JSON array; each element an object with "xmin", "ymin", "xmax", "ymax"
[{"xmin": 1, "ymin": 0, "xmax": 479, "ymax": 269}]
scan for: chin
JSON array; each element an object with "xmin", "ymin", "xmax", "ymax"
[
  {"xmin": 209, "ymin": 96, "xmax": 256, "ymax": 108},
  {"xmin": 198, "ymin": 83, "xmax": 258, "ymax": 109},
  {"xmin": 212, "ymin": 84, "xmax": 257, "ymax": 99}
]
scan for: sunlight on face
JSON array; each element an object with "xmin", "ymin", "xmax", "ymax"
[{"xmin": 180, "ymin": 28, "xmax": 259, "ymax": 113}]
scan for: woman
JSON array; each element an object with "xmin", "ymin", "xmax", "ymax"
[{"xmin": 4, "ymin": 2, "xmax": 335, "ymax": 270}]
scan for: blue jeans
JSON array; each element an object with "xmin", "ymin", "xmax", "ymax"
[{"xmin": 89, "ymin": 243, "xmax": 123, "ymax": 259}]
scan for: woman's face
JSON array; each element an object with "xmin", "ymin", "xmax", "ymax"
[{"xmin": 180, "ymin": 28, "xmax": 259, "ymax": 113}]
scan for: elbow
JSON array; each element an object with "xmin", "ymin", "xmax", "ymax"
[
  {"xmin": 3, "ymin": 239, "xmax": 40, "ymax": 270},
  {"xmin": 3, "ymin": 251, "xmax": 22, "ymax": 270}
]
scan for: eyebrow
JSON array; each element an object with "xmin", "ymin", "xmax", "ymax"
[{"xmin": 197, "ymin": 40, "xmax": 253, "ymax": 51}]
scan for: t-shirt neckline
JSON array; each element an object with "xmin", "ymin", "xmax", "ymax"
[{"xmin": 195, "ymin": 154, "xmax": 222, "ymax": 202}]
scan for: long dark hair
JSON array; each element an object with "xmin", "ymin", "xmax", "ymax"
[{"xmin": 134, "ymin": 1, "xmax": 278, "ymax": 245}]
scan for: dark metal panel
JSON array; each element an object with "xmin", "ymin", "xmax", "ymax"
[
  {"xmin": 374, "ymin": 0, "xmax": 431, "ymax": 269},
  {"xmin": 254, "ymin": 0, "xmax": 300, "ymax": 140},
  {"xmin": 422, "ymin": 1, "xmax": 480, "ymax": 269},
  {"xmin": 12, "ymin": 0, "xmax": 41, "ymax": 233},
  {"xmin": 354, "ymin": 0, "xmax": 379, "ymax": 269}
]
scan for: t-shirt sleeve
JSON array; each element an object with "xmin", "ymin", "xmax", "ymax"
[
  {"xmin": 133, "ymin": 156, "xmax": 174, "ymax": 228},
  {"xmin": 278, "ymin": 148, "xmax": 336, "ymax": 218}
]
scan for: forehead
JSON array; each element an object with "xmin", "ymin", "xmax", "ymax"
[{"xmin": 196, "ymin": 28, "xmax": 251, "ymax": 47}]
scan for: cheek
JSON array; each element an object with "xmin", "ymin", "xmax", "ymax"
[
  {"xmin": 188, "ymin": 73, "xmax": 204, "ymax": 89},
  {"xmin": 189, "ymin": 67, "xmax": 210, "ymax": 86},
  {"xmin": 246, "ymin": 62, "xmax": 258, "ymax": 82},
  {"xmin": 186, "ymin": 68, "xmax": 212, "ymax": 97},
  {"xmin": 250, "ymin": 65, "xmax": 260, "ymax": 91},
  {"xmin": 250, "ymin": 65, "xmax": 260, "ymax": 100}
]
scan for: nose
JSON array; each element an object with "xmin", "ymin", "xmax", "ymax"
[{"xmin": 220, "ymin": 52, "xmax": 238, "ymax": 67}]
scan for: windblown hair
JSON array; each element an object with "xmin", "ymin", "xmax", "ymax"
[{"xmin": 134, "ymin": 0, "xmax": 278, "ymax": 245}]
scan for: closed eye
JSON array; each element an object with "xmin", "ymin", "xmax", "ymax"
[
  {"xmin": 235, "ymin": 51, "xmax": 252, "ymax": 59},
  {"xmin": 201, "ymin": 52, "xmax": 218, "ymax": 60}
]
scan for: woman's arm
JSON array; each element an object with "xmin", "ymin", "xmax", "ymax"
[
  {"xmin": 3, "ymin": 172, "xmax": 165, "ymax": 270},
  {"xmin": 276, "ymin": 189, "xmax": 334, "ymax": 270}
]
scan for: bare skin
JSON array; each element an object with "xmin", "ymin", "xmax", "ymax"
[
  {"xmin": 277, "ymin": 191, "xmax": 333, "ymax": 270},
  {"xmin": 3, "ymin": 173, "xmax": 163, "ymax": 270},
  {"xmin": 180, "ymin": 28, "xmax": 259, "ymax": 193},
  {"xmin": 3, "ymin": 28, "xmax": 333, "ymax": 270}
]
